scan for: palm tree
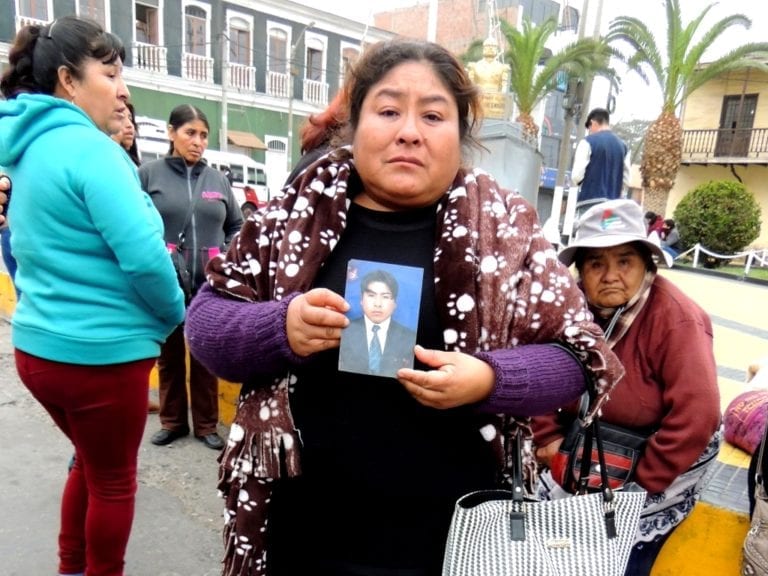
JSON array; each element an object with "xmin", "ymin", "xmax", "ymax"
[
  {"xmin": 499, "ymin": 17, "xmax": 617, "ymax": 140},
  {"xmin": 607, "ymin": 0, "xmax": 768, "ymax": 213}
]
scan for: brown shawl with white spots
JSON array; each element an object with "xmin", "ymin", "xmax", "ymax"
[{"xmin": 207, "ymin": 149, "xmax": 624, "ymax": 575}]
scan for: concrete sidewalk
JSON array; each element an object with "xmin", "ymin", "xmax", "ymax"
[
  {"xmin": 660, "ymin": 267, "xmax": 768, "ymax": 390},
  {"xmin": 0, "ymin": 317, "xmax": 225, "ymax": 576}
]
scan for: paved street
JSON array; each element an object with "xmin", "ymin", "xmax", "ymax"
[
  {"xmin": 0, "ymin": 266, "xmax": 765, "ymax": 575},
  {"xmin": 0, "ymin": 319, "xmax": 225, "ymax": 576}
]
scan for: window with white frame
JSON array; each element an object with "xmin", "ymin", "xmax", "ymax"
[
  {"xmin": 135, "ymin": 1, "xmax": 160, "ymax": 45},
  {"xmin": 229, "ymin": 16, "xmax": 251, "ymax": 66},
  {"xmin": 77, "ymin": 0, "xmax": 108, "ymax": 28},
  {"xmin": 304, "ymin": 35, "xmax": 325, "ymax": 83},
  {"xmin": 267, "ymin": 24, "xmax": 289, "ymax": 74},
  {"xmin": 184, "ymin": 4, "xmax": 207, "ymax": 57},
  {"xmin": 339, "ymin": 43, "xmax": 360, "ymax": 86},
  {"xmin": 267, "ymin": 138, "xmax": 286, "ymax": 153},
  {"xmin": 18, "ymin": 0, "xmax": 50, "ymax": 20}
]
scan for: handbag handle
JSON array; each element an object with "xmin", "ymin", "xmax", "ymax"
[
  {"xmin": 548, "ymin": 341, "xmax": 619, "ymax": 538},
  {"xmin": 510, "ymin": 429, "xmax": 527, "ymax": 541},
  {"xmin": 757, "ymin": 415, "xmax": 768, "ymax": 489},
  {"xmin": 585, "ymin": 418, "xmax": 618, "ymax": 538}
]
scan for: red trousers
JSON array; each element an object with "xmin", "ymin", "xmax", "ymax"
[
  {"xmin": 15, "ymin": 349, "xmax": 154, "ymax": 576},
  {"xmin": 157, "ymin": 325, "xmax": 218, "ymax": 436}
]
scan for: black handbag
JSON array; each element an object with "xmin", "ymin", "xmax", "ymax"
[
  {"xmin": 168, "ymin": 243, "xmax": 193, "ymax": 304},
  {"xmin": 559, "ymin": 393, "xmax": 652, "ymax": 492},
  {"xmin": 743, "ymin": 419, "xmax": 768, "ymax": 574},
  {"xmin": 557, "ymin": 311, "xmax": 653, "ymax": 492},
  {"xmin": 167, "ymin": 190, "xmax": 201, "ymax": 305}
]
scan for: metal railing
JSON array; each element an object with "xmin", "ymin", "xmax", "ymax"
[
  {"xmin": 681, "ymin": 128, "xmax": 768, "ymax": 162},
  {"xmin": 677, "ymin": 243, "xmax": 768, "ymax": 276}
]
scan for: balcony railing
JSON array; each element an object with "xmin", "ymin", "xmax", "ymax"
[
  {"xmin": 120, "ymin": 51, "xmax": 326, "ymax": 109},
  {"xmin": 132, "ymin": 42, "xmax": 168, "ymax": 75},
  {"xmin": 303, "ymin": 79, "xmax": 329, "ymax": 106},
  {"xmin": 228, "ymin": 63, "xmax": 257, "ymax": 92},
  {"xmin": 183, "ymin": 52, "xmax": 214, "ymax": 84},
  {"xmin": 267, "ymin": 70, "xmax": 290, "ymax": 98},
  {"xmin": 15, "ymin": 15, "xmax": 47, "ymax": 31},
  {"xmin": 682, "ymin": 128, "xmax": 768, "ymax": 163}
]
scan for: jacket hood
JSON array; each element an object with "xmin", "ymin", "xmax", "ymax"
[{"xmin": 0, "ymin": 94, "xmax": 97, "ymax": 167}]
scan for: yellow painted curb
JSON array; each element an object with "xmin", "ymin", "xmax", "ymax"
[
  {"xmin": 0, "ymin": 272, "xmax": 16, "ymax": 319},
  {"xmin": 651, "ymin": 502, "xmax": 749, "ymax": 575}
]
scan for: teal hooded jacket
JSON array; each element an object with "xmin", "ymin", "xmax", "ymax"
[{"xmin": 0, "ymin": 94, "xmax": 186, "ymax": 365}]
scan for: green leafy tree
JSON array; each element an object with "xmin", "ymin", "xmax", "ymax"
[
  {"xmin": 494, "ymin": 17, "xmax": 617, "ymax": 140},
  {"xmin": 606, "ymin": 0, "xmax": 768, "ymax": 214},
  {"xmin": 673, "ymin": 180, "xmax": 761, "ymax": 267}
]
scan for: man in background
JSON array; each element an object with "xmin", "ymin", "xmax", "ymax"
[{"xmin": 571, "ymin": 107, "xmax": 631, "ymax": 215}]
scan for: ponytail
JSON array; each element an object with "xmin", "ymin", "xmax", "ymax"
[
  {"xmin": 0, "ymin": 24, "xmax": 45, "ymax": 97},
  {"xmin": 0, "ymin": 16, "xmax": 124, "ymax": 100}
]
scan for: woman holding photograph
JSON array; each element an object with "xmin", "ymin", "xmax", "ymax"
[{"xmin": 185, "ymin": 39, "xmax": 624, "ymax": 576}]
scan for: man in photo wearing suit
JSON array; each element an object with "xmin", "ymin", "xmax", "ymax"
[{"xmin": 339, "ymin": 269, "xmax": 417, "ymax": 377}]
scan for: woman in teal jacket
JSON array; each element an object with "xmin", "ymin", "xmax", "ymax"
[{"xmin": 0, "ymin": 16, "xmax": 185, "ymax": 576}]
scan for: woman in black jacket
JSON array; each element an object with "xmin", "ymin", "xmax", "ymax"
[{"xmin": 139, "ymin": 104, "xmax": 243, "ymax": 450}]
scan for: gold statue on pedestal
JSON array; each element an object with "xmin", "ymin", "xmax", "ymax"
[{"xmin": 466, "ymin": 36, "xmax": 510, "ymax": 120}]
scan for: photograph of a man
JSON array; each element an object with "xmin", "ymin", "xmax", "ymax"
[{"xmin": 339, "ymin": 263, "xmax": 420, "ymax": 378}]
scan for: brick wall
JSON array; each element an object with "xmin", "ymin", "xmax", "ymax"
[{"xmin": 374, "ymin": 0, "xmax": 521, "ymax": 55}]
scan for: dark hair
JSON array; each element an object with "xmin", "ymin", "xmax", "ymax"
[
  {"xmin": 361, "ymin": 269, "xmax": 399, "ymax": 300},
  {"xmin": 1, "ymin": 15, "xmax": 125, "ymax": 98},
  {"xmin": 166, "ymin": 104, "xmax": 209, "ymax": 156},
  {"xmin": 663, "ymin": 218, "xmax": 675, "ymax": 229},
  {"xmin": 124, "ymin": 102, "xmax": 140, "ymax": 166},
  {"xmin": 343, "ymin": 39, "xmax": 481, "ymax": 152},
  {"xmin": 644, "ymin": 211, "xmax": 657, "ymax": 221},
  {"xmin": 585, "ymin": 107, "xmax": 610, "ymax": 129},
  {"xmin": 573, "ymin": 241, "xmax": 657, "ymax": 274}
]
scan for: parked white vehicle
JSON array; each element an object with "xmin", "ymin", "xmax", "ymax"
[
  {"xmin": 203, "ymin": 149, "xmax": 270, "ymax": 216},
  {"xmin": 135, "ymin": 116, "xmax": 270, "ymax": 216}
]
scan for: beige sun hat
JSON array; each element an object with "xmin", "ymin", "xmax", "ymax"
[{"xmin": 558, "ymin": 199, "xmax": 673, "ymax": 268}]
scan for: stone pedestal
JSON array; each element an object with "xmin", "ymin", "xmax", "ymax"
[{"xmin": 470, "ymin": 119, "xmax": 543, "ymax": 208}]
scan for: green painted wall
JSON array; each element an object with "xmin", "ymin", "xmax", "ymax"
[{"xmin": 127, "ymin": 86, "xmax": 306, "ymax": 163}]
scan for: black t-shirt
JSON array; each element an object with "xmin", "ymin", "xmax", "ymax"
[{"xmin": 268, "ymin": 202, "xmax": 498, "ymax": 575}]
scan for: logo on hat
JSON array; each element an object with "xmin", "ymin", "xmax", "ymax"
[{"xmin": 600, "ymin": 209, "xmax": 627, "ymax": 231}]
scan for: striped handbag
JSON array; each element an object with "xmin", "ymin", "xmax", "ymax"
[
  {"xmin": 442, "ymin": 423, "xmax": 646, "ymax": 576},
  {"xmin": 742, "ymin": 418, "xmax": 768, "ymax": 575}
]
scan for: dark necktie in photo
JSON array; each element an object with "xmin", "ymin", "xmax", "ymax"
[{"xmin": 369, "ymin": 324, "xmax": 382, "ymax": 373}]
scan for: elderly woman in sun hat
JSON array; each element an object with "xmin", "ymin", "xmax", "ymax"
[{"xmin": 532, "ymin": 199, "xmax": 722, "ymax": 576}]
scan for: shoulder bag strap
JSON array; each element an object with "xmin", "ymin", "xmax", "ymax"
[{"xmin": 177, "ymin": 169, "xmax": 205, "ymax": 247}]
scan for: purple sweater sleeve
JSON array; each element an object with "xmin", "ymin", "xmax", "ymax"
[
  {"xmin": 474, "ymin": 344, "xmax": 586, "ymax": 416},
  {"xmin": 185, "ymin": 283, "xmax": 306, "ymax": 383}
]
